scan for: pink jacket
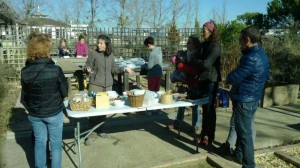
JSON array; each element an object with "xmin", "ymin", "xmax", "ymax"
[{"xmin": 75, "ymin": 42, "xmax": 88, "ymax": 57}]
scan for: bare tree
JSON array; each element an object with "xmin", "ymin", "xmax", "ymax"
[
  {"xmin": 146, "ymin": 0, "xmax": 171, "ymax": 28},
  {"xmin": 195, "ymin": 0, "xmax": 199, "ymax": 21},
  {"xmin": 55, "ymin": 0, "xmax": 73, "ymax": 23},
  {"xmin": 72, "ymin": 0, "xmax": 88, "ymax": 24},
  {"xmin": 6, "ymin": 0, "xmax": 54, "ymax": 22},
  {"xmin": 211, "ymin": 0, "xmax": 227, "ymax": 24},
  {"xmin": 7, "ymin": 0, "xmax": 37, "ymax": 21},
  {"xmin": 126, "ymin": 0, "xmax": 148, "ymax": 28},
  {"xmin": 103, "ymin": 0, "xmax": 129, "ymax": 28},
  {"xmin": 170, "ymin": 0, "xmax": 185, "ymax": 25},
  {"xmin": 182, "ymin": 0, "xmax": 195, "ymax": 28}
]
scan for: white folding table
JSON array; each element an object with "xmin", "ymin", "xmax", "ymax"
[{"xmin": 64, "ymin": 97, "xmax": 209, "ymax": 168}]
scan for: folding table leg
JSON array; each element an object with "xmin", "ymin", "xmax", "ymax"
[
  {"xmin": 177, "ymin": 120, "xmax": 183, "ymax": 138},
  {"xmin": 192, "ymin": 126, "xmax": 199, "ymax": 153},
  {"xmin": 76, "ymin": 122, "xmax": 82, "ymax": 168}
]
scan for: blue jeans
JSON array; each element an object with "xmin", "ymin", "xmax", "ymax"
[
  {"xmin": 174, "ymin": 105, "xmax": 200, "ymax": 128},
  {"xmin": 233, "ymin": 101, "xmax": 258, "ymax": 168},
  {"xmin": 28, "ymin": 112, "xmax": 63, "ymax": 168},
  {"xmin": 226, "ymin": 109, "xmax": 256, "ymax": 149}
]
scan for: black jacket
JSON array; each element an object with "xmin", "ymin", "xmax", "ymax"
[
  {"xmin": 197, "ymin": 41, "xmax": 222, "ymax": 82},
  {"xmin": 21, "ymin": 58, "xmax": 68, "ymax": 117}
]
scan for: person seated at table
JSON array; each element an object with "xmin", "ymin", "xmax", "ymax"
[
  {"xmin": 143, "ymin": 36, "xmax": 163, "ymax": 115},
  {"xmin": 84, "ymin": 34, "xmax": 134, "ymax": 146},
  {"xmin": 58, "ymin": 38, "xmax": 71, "ymax": 57},
  {"xmin": 75, "ymin": 34, "xmax": 88, "ymax": 58},
  {"xmin": 74, "ymin": 35, "xmax": 88, "ymax": 90},
  {"xmin": 167, "ymin": 35, "xmax": 203, "ymax": 134}
]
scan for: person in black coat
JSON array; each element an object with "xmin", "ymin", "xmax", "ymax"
[
  {"xmin": 196, "ymin": 21, "xmax": 222, "ymax": 146},
  {"xmin": 21, "ymin": 32, "xmax": 68, "ymax": 168}
]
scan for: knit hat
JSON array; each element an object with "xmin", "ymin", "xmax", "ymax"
[{"xmin": 203, "ymin": 21, "xmax": 215, "ymax": 32}]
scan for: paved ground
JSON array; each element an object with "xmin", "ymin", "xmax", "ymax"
[{"xmin": 1, "ymin": 100, "xmax": 299, "ymax": 168}]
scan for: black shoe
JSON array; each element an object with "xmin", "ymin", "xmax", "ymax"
[
  {"xmin": 231, "ymin": 156, "xmax": 242, "ymax": 165},
  {"xmin": 217, "ymin": 142, "xmax": 233, "ymax": 156}
]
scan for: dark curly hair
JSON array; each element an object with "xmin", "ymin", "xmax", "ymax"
[
  {"xmin": 96, "ymin": 34, "xmax": 112, "ymax": 56},
  {"xmin": 205, "ymin": 21, "xmax": 219, "ymax": 42}
]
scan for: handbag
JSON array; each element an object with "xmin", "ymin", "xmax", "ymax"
[{"xmin": 218, "ymin": 88, "xmax": 229, "ymax": 107}]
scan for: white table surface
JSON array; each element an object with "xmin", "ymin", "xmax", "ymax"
[
  {"xmin": 64, "ymin": 97, "xmax": 209, "ymax": 118},
  {"xmin": 64, "ymin": 100, "xmax": 146, "ymax": 118}
]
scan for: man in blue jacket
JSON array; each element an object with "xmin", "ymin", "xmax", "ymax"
[{"xmin": 226, "ymin": 26, "xmax": 269, "ymax": 168}]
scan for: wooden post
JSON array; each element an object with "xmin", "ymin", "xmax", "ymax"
[
  {"xmin": 165, "ymin": 69, "xmax": 171, "ymax": 91},
  {"xmin": 136, "ymin": 73, "xmax": 140, "ymax": 88},
  {"xmin": 124, "ymin": 72, "xmax": 129, "ymax": 91}
]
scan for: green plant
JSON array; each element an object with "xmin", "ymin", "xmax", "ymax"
[
  {"xmin": 168, "ymin": 22, "xmax": 180, "ymax": 46},
  {"xmin": 264, "ymin": 35, "xmax": 300, "ymax": 85},
  {"xmin": 0, "ymin": 63, "xmax": 18, "ymax": 139},
  {"xmin": 218, "ymin": 21, "xmax": 246, "ymax": 85}
]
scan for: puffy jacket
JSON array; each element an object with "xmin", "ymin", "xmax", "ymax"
[
  {"xmin": 226, "ymin": 45, "xmax": 269, "ymax": 102},
  {"xmin": 85, "ymin": 50, "xmax": 123, "ymax": 87},
  {"xmin": 21, "ymin": 58, "xmax": 68, "ymax": 117}
]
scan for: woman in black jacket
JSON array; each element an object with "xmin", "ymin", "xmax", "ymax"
[
  {"xmin": 21, "ymin": 32, "xmax": 68, "ymax": 168},
  {"xmin": 197, "ymin": 21, "xmax": 222, "ymax": 146}
]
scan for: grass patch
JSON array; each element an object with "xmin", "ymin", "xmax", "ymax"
[{"xmin": 0, "ymin": 63, "xmax": 18, "ymax": 140}]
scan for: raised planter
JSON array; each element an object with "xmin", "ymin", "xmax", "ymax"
[{"xmin": 262, "ymin": 84, "xmax": 299, "ymax": 107}]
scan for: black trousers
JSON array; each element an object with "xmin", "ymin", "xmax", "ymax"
[
  {"xmin": 200, "ymin": 81, "xmax": 218, "ymax": 144},
  {"xmin": 74, "ymin": 70, "xmax": 84, "ymax": 91}
]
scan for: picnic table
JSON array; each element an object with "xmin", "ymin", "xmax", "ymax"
[
  {"xmin": 54, "ymin": 58, "xmax": 83, "ymax": 96},
  {"xmin": 64, "ymin": 96, "xmax": 209, "ymax": 167},
  {"xmin": 53, "ymin": 57, "xmax": 172, "ymax": 93}
]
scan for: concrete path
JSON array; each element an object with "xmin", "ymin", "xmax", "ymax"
[{"xmin": 1, "ymin": 103, "xmax": 299, "ymax": 168}]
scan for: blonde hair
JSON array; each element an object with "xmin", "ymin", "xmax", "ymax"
[{"xmin": 27, "ymin": 32, "xmax": 52, "ymax": 62}]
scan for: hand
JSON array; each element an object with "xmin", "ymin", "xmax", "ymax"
[
  {"xmin": 177, "ymin": 62, "xmax": 184, "ymax": 69},
  {"xmin": 124, "ymin": 67, "xmax": 134, "ymax": 74},
  {"xmin": 87, "ymin": 67, "xmax": 94, "ymax": 73}
]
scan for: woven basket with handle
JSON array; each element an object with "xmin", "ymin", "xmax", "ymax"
[{"xmin": 127, "ymin": 94, "xmax": 145, "ymax": 107}]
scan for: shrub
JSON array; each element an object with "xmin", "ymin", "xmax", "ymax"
[
  {"xmin": 264, "ymin": 36, "xmax": 300, "ymax": 85},
  {"xmin": 0, "ymin": 63, "xmax": 18, "ymax": 139}
]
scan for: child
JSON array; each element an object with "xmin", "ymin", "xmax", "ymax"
[
  {"xmin": 58, "ymin": 39, "xmax": 71, "ymax": 57},
  {"xmin": 75, "ymin": 35, "xmax": 88, "ymax": 57}
]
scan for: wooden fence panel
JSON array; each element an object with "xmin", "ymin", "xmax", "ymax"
[{"xmin": 1, "ymin": 25, "xmax": 196, "ymax": 82}]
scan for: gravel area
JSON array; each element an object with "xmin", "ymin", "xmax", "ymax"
[
  {"xmin": 255, "ymin": 154, "xmax": 297, "ymax": 168},
  {"xmin": 286, "ymin": 147, "xmax": 300, "ymax": 159}
]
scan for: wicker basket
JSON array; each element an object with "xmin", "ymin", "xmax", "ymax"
[
  {"xmin": 128, "ymin": 94, "xmax": 145, "ymax": 107},
  {"xmin": 69, "ymin": 100, "xmax": 92, "ymax": 111}
]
